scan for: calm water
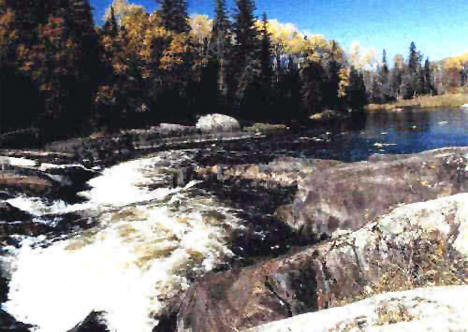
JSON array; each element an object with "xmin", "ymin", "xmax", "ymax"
[{"xmin": 192, "ymin": 108, "xmax": 468, "ymax": 165}]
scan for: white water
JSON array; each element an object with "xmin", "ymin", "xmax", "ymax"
[{"xmin": 2, "ymin": 150, "xmax": 242, "ymax": 332}]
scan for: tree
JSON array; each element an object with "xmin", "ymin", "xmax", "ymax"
[
  {"xmin": 423, "ymin": 57, "xmax": 434, "ymax": 95},
  {"xmin": 346, "ymin": 66, "xmax": 367, "ymax": 110},
  {"xmin": 301, "ymin": 58, "xmax": 325, "ymax": 117},
  {"xmin": 323, "ymin": 41, "xmax": 342, "ymax": 109},
  {"xmin": 211, "ymin": 0, "xmax": 231, "ymax": 97},
  {"xmin": 232, "ymin": 0, "xmax": 260, "ymax": 116},
  {"xmin": 379, "ymin": 49, "xmax": 393, "ymax": 102},
  {"xmin": 103, "ymin": 6, "xmax": 118, "ymax": 37},
  {"xmin": 157, "ymin": 0, "xmax": 189, "ymax": 33}
]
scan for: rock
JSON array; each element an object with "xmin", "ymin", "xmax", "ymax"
[
  {"xmin": 244, "ymin": 285, "xmax": 468, "ymax": 332},
  {"xmin": 0, "ymin": 170, "xmax": 56, "ymax": 196},
  {"xmin": 0, "ymin": 309, "xmax": 32, "ymax": 332},
  {"xmin": 196, "ymin": 158, "xmax": 341, "ymax": 187},
  {"xmin": 196, "ymin": 114, "xmax": 240, "ymax": 133},
  {"xmin": 244, "ymin": 123, "xmax": 288, "ymax": 133},
  {"xmin": 288, "ymin": 147, "xmax": 467, "ymax": 238},
  {"xmin": 159, "ymin": 123, "xmax": 196, "ymax": 135},
  {"xmin": 309, "ymin": 110, "xmax": 341, "ymax": 121},
  {"xmin": 0, "ymin": 202, "xmax": 31, "ymax": 222},
  {"xmin": 175, "ymin": 194, "xmax": 467, "ymax": 332},
  {"xmin": 68, "ymin": 312, "xmax": 109, "ymax": 332}
]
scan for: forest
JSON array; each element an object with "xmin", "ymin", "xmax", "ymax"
[{"xmin": 1, "ymin": 0, "xmax": 467, "ymax": 142}]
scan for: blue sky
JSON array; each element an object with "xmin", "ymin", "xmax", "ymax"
[{"xmin": 91, "ymin": 0, "xmax": 468, "ymax": 61}]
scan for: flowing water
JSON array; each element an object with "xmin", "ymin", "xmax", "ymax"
[{"xmin": 1, "ymin": 108, "xmax": 467, "ymax": 332}]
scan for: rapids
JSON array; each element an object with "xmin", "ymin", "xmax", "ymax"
[{"xmin": 1, "ymin": 150, "xmax": 243, "ymax": 332}]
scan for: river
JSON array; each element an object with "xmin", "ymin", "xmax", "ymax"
[{"xmin": 1, "ymin": 108, "xmax": 467, "ymax": 332}]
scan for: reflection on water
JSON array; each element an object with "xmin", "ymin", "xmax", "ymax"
[
  {"xmin": 362, "ymin": 108, "xmax": 467, "ymax": 154},
  {"xmin": 191, "ymin": 108, "xmax": 468, "ymax": 164}
]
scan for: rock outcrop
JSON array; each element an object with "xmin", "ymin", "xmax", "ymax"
[
  {"xmin": 196, "ymin": 157, "xmax": 342, "ymax": 187},
  {"xmin": 244, "ymin": 285, "xmax": 468, "ymax": 332},
  {"xmin": 196, "ymin": 114, "xmax": 240, "ymax": 133},
  {"xmin": 175, "ymin": 194, "xmax": 467, "ymax": 332},
  {"xmin": 286, "ymin": 147, "xmax": 467, "ymax": 238}
]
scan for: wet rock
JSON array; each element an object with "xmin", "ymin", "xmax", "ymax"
[
  {"xmin": 245, "ymin": 285, "xmax": 468, "ymax": 332},
  {"xmin": 289, "ymin": 147, "xmax": 467, "ymax": 238},
  {"xmin": 0, "ymin": 310, "xmax": 32, "ymax": 332},
  {"xmin": 196, "ymin": 114, "xmax": 240, "ymax": 133},
  {"xmin": 175, "ymin": 194, "xmax": 467, "ymax": 332},
  {"xmin": 68, "ymin": 312, "xmax": 109, "ymax": 332},
  {"xmin": 0, "ymin": 202, "xmax": 31, "ymax": 222},
  {"xmin": 196, "ymin": 158, "xmax": 341, "ymax": 187},
  {"xmin": 0, "ymin": 170, "xmax": 57, "ymax": 196}
]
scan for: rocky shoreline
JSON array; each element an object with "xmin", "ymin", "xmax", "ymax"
[{"xmin": 0, "ymin": 123, "xmax": 467, "ymax": 332}]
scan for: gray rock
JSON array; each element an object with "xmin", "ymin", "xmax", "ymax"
[
  {"xmin": 287, "ymin": 147, "xmax": 467, "ymax": 238},
  {"xmin": 196, "ymin": 114, "xmax": 240, "ymax": 133},
  {"xmin": 175, "ymin": 194, "xmax": 467, "ymax": 332}
]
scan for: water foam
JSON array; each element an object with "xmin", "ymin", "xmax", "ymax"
[{"xmin": 3, "ymin": 151, "xmax": 241, "ymax": 332}]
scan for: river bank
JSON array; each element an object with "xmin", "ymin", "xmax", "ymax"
[
  {"xmin": 366, "ymin": 88, "xmax": 468, "ymax": 111},
  {"xmin": 0, "ymin": 108, "xmax": 467, "ymax": 332}
]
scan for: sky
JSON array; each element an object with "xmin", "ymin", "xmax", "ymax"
[{"xmin": 90, "ymin": 0, "xmax": 468, "ymax": 62}]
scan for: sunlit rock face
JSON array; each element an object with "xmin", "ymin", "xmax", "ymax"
[
  {"xmin": 244, "ymin": 285, "xmax": 468, "ymax": 332},
  {"xmin": 287, "ymin": 147, "xmax": 467, "ymax": 238},
  {"xmin": 1, "ymin": 150, "xmax": 243, "ymax": 332},
  {"xmin": 175, "ymin": 194, "xmax": 467, "ymax": 332},
  {"xmin": 196, "ymin": 114, "xmax": 241, "ymax": 133}
]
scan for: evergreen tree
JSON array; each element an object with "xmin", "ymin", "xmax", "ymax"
[
  {"xmin": 158, "ymin": 0, "xmax": 189, "ymax": 33},
  {"xmin": 423, "ymin": 58, "xmax": 434, "ymax": 94},
  {"xmin": 323, "ymin": 41, "xmax": 341, "ymax": 109},
  {"xmin": 390, "ymin": 54, "xmax": 404, "ymax": 99},
  {"xmin": 301, "ymin": 58, "xmax": 325, "ymax": 117},
  {"xmin": 103, "ymin": 6, "xmax": 118, "ymax": 37},
  {"xmin": 211, "ymin": 0, "xmax": 231, "ymax": 97},
  {"xmin": 259, "ymin": 13, "xmax": 273, "ymax": 87},
  {"xmin": 379, "ymin": 49, "xmax": 392, "ymax": 102},
  {"xmin": 346, "ymin": 66, "xmax": 367, "ymax": 110},
  {"xmin": 232, "ymin": 0, "xmax": 260, "ymax": 116}
]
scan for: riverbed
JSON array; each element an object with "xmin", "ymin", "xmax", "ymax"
[{"xmin": 1, "ymin": 108, "xmax": 467, "ymax": 332}]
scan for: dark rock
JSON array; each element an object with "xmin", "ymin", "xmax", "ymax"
[
  {"xmin": 175, "ymin": 194, "xmax": 467, "ymax": 332},
  {"xmin": 68, "ymin": 312, "xmax": 109, "ymax": 332},
  {"xmin": 0, "ymin": 310, "xmax": 32, "ymax": 332},
  {"xmin": 0, "ymin": 170, "xmax": 57, "ymax": 196},
  {"xmin": 0, "ymin": 202, "xmax": 31, "ymax": 222},
  {"xmin": 288, "ymin": 147, "xmax": 467, "ymax": 238}
]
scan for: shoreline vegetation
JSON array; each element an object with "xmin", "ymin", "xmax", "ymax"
[
  {"xmin": 367, "ymin": 87, "xmax": 468, "ymax": 111},
  {"xmin": 1, "ymin": 0, "xmax": 467, "ymax": 146}
]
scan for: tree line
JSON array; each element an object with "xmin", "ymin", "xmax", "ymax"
[{"xmin": 1, "ymin": 0, "xmax": 465, "ymax": 141}]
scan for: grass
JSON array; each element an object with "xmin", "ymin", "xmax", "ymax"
[{"xmin": 367, "ymin": 88, "xmax": 468, "ymax": 111}]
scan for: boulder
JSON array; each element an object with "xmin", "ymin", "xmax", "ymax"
[
  {"xmin": 175, "ymin": 194, "xmax": 467, "ymax": 332},
  {"xmin": 0, "ymin": 202, "xmax": 31, "ymax": 222},
  {"xmin": 287, "ymin": 147, "xmax": 467, "ymax": 238},
  {"xmin": 245, "ymin": 286, "xmax": 468, "ymax": 332},
  {"xmin": 196, "ymin": 114, "xmax": 240, "ymax": 133},
  {"xmin": 0, "ymin": 170, "xmax": 56, "ymax": 196}
]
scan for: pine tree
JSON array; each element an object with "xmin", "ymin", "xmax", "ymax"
[
  {"xmin": 211, "ymin": 0, "xmax": 231, "ymax": 97},
  {"xmin": 232, "ymin": 0, "xmax": 260, "ymax": 116},
  {"xmin": 158, "ymin": 0, "xmax": 189, "ymax": 33},
  {"xmin": 324, "ymin": 41, "xmax": 341, "ymax": 109},
  {"xmin": 379, "ymin": 49, "xmax": 392, "ymax": 102},
  {"xmin": 301, "ymin": 58, "xmax": 325, "ymax": 117},
  {"xmin": 346, "ymin": 66, "xmax": 367, "ymax": 110},
  {"xmin": 423, "ymin": 58, "xmax": 434, "ymax": 95},
  {"xmin": 259, "ymin": 13, "xmax": 273, "ymax": 87},
  {"xmin": 103, "ymin": 6, "xmax": 118, "ymax": 37}
]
